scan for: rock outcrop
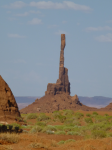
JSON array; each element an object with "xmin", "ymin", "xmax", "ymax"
[
  {"xmin": 20, "ymin": 34, "xmax": 99, "ymax": 114},
  {"xmin": 45, "ymin": 34, "xmax": 70, "ymax": 96},
  {"xmin": 0, "ymin": 75, "xmax": 21, "ymax": 122}
]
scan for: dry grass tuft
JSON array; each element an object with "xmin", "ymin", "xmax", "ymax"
[
  {"xmin": 0, "ymin": 145, "xmax": 13, "ymax": 150},
  {"xmin": 0, "ymin": 133, "xmax": 19, "ymax": 143},
  {"xmin": 29, "ymin": 142, "xmax": 49, "ymax": 149}
]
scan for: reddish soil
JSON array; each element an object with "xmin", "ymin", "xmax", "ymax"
[{"xmin": 0, "ymin": 132, "xmax": 112, "ymax": 150}]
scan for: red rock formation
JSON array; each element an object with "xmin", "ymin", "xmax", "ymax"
[
  {"xmin": 0, "ymin": 75, "xmax": 21, "ymax": 122},
  {"xmin": 20, "ymin": 34, "xmax": 99, "ymax": 114},
  {"xmin": 45, "ymin": 34, "xmax": 70, "ymax": 95}
]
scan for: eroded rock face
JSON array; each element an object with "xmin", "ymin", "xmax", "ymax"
[
  {"xmin": 45, "ymin": 34, "xmax": 70, "ymax": 96},
  {"xmin": 0, "ymin": 75, "xmax": 20, "ymax": 121}
]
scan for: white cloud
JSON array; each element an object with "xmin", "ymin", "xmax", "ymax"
[
  {"xmin": 30, "ymin": 1, "xmax": 92, "ymax": 12},
  {"xmin": 28, "ymin": 18, "xmax": 42, "ymax": 25},
  {"xmin": 86, "ymin": 26, "xmax": 112, "ymax": 31},
  {"xmin": 8, "ymin": 34, "xmax": 26, "ymax": 38},
  {"xmin": 55, "ymin": 30, "xmax": 67, "ymax": 35},
  {"xmin": 4, "ymin": 1, "xmax": 26, "ymax": 9},
  {"xmin": 95, "ymin": 33, "xmax": 112, "ymax": 42},
  {"xmin": 29, "ymin": 10, "xmax": 41, "ymax": 14},
  {"xmin": 15, "ymin": 12, "xmax": 29, "ymax": 17}
]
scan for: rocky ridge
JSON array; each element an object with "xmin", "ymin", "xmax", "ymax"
[{"xmin": 0, "ymin": 75, "xmax": 21, "ymax": 122}]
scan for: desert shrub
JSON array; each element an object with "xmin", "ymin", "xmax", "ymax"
[
  {"xmin": 64, "ymin": 119, "xmax": 74, "ymax": 125},
  {"xmin": 104, "ymin": 114, "xmax": 109, "ymax": 116},
  {"xmin": 10, "ymin": 123, "xmax": 21, "ymax": 129},
  {"xmin": 74, "ymin": 112, "xmax": 84, "ymax": 119},
  {"xmin": 63, "ymin": 126, "xmax": 72, "ymax": 132},
  {"xmin": 0, "ymin": 133, "xmax": 19, "ymax": 143},
  {"xmin": 64, "ymin": 139, "xmax": 75, "ymax": 144},
  {"xmin": 92, "ymin": 130, "xmax": 107, "ymax": 139},
  {"xmin": 67, "ymin": 131, "xmax": 75, "ymax": 135},
  {"xmin": 7, "ymin": 125, "xmax": 13, "ymax": 130},
  {"xmin": 23, "ymin": 119, "xmax": 27, "ymax": 123},
  {"xmin": 58, "ymin": 140, "xmax": 65, "ymax": 145},
  {"xmin": 94, "ymin": 115, "xmax": 111, "ymax": 124},
  {"xmin": 30, "ymin": 142, "xmax": 48, "ymax": 149},
  {"xmin": 30, "ymin": 125, "xmax": 43, "ymax": 133},
  {"xmin": 43, "ymin": 125, "xmax": 57, "ymax": 133},
  {"xmin": 58, "ymin": 115, "xmax": 66, "ymax": 123},
  {"xmin": 37, "ymin": 114, "xmax": 50, "ymax": 121},
  {"xmin": 50, "ymin": 140, "xmax": 57, "ymax": 147},
  {"xmin": 73, "ymin": 120, "xmax": 81, "ymax": 126},
  {"xmin": 52, "ymin": 111, "xmax": 66, "ymax": 123},
  {"xmin": 86, "ymin": 113, "xmax": 91, "ymax": 117},
  {"xmin": 52, "ymin": 111, "xmax": 61, "ymax": 118},
  {"xmin": 107, "ymin": 132, "xmax": 112, "ymax": 137},
  {"xmin": 55, "ymin": 125, "xmax": 65, "ymax": 131},
  {"xmin": 55, "ymin": 131, "xmax": 66, "ymax": 135},
  {"xmin": 35, "ymin": 122, "xmax": 46, "ymax": 127},
  {"xmin": 67, "ymin": 131, "xmax": 81, "ymax": 136},
  {"xmin": 92, "ymin": 112, "xmax": 98, "ymax": 116},
  {"xmin": 63, "ymin": 110, "xmax": 74, "ymax": 116},
  {"xmin": 26, "ymin": 113, "xmax": 37, "ymax": 119},
  {"xmin": 46, "ymin": 130, "xmax": 54, "ymax": 134},
  {"xmin": 85, "ymin": 118, "xmax": 93, "ymax": 124}
]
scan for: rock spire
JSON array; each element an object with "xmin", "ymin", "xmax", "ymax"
[{"xmin": 45, "ymin": 34, "xmax": 70, "ymax": 95}]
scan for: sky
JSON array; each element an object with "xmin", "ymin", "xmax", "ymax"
[{"xmin": 0, "ymin": 0, "xmax": 112, "ymax": 97}]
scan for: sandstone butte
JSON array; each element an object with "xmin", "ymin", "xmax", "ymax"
[
  {"xmin": 21, "ymin": 34, "xmax": 105, "ymax": 114},
  {"xmin": 0, "ymin": 75, "xmax": 21, "ymax": 123}
]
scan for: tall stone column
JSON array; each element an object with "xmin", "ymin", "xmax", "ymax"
[{"xmin": 59, "ymin": 34, "xmax": 65, "ymax": 82}]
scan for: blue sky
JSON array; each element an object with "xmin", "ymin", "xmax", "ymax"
[{"xmin": 0, "ymin": 0, "xmax": 112, "ymax": 97}]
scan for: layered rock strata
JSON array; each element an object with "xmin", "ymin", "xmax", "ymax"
[
  {"xmin": 45, "ymin": 34, "xmax": 70, "ymax": 95},
  {"xmin": 0, "ymin": 75, "xmax": 21, "ymax": 122}
]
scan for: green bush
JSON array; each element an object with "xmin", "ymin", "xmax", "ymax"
[
  {"xmin": 30, "ymin": 125, "xmax": 43, "ymax": 133},
  {"xmin": 73, "ymin": 121, "xmax": 81, "ymax": 126},
  {"xmin": 58, "ymin": 115, "xmax": 66, "ymax": 123},
  {"xmin": 26, "ymin": 113, "xmax": 37, "ymax": 119},
  {"xmin": 67, "ymin": 131, "xmax": 81, "ymax": 136},
  {"xmin": 92, "ymin": 112, "xmax": 98, "ymax": 116},
  {"xmin": 64, "ymin": 119, "xmax": 73, "ymax": 125},
  {"xmin": 55, "ymin": 125, "xmax": 65, "ymax": 131},
  {"xmin": 74, "ymin": 112, "xmax": 84, "ymax": 119},
  {"xmin": 104, "ymin": 114, "xmax": 109, "ymax": 116},
  {"xmin": 35, "ymin": 122, "xmax": 46, "ymax": 127},
  {"xmin": 92, "ymin": 130, "xmax": 107, "ymax": 139},
  {"xmin": 63, "ymin": 110, "xmax": 74, "ymax": 116},
  {"xmin": 64, "ymin": 139, "xmax": 75, "ymax": 144},
  {"xmin": 46, "ymin": 130, "xmax": 54, "ymax": 134},
  {"xmin": 42, "ymin": 125, "xmax": 57, "ymax": 133},
  {"xmin": 57, "ymin": 141, "xmax": 65, "ymax": 145},
  {"xmin": 67, "ymin": 131, "xmax": 75, "ymax": 135},
  {"xmin": 10, "ymin": 123, "xmax": 21, "ymax": 129},
  {"xmin": 37, "ymin": 114, "xmax": 50, "ymax": 121},
  {"xmin": 86, "ymin": 113, "xmax": 91, "ymax": 117},
  {"xmin": 55, "ymin": 131, "xmax": 66, "ymax": 135},
  {"xmin": 85, "ymin": 118, "xmax": 93, "ymax": 124},
  {"xmin": 63, "ymin": 126, "xmax": 72, "ymax": 132},
  {"xmin": 52, "ymin": 111, "xmax": 61, "ymax": 119}
]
